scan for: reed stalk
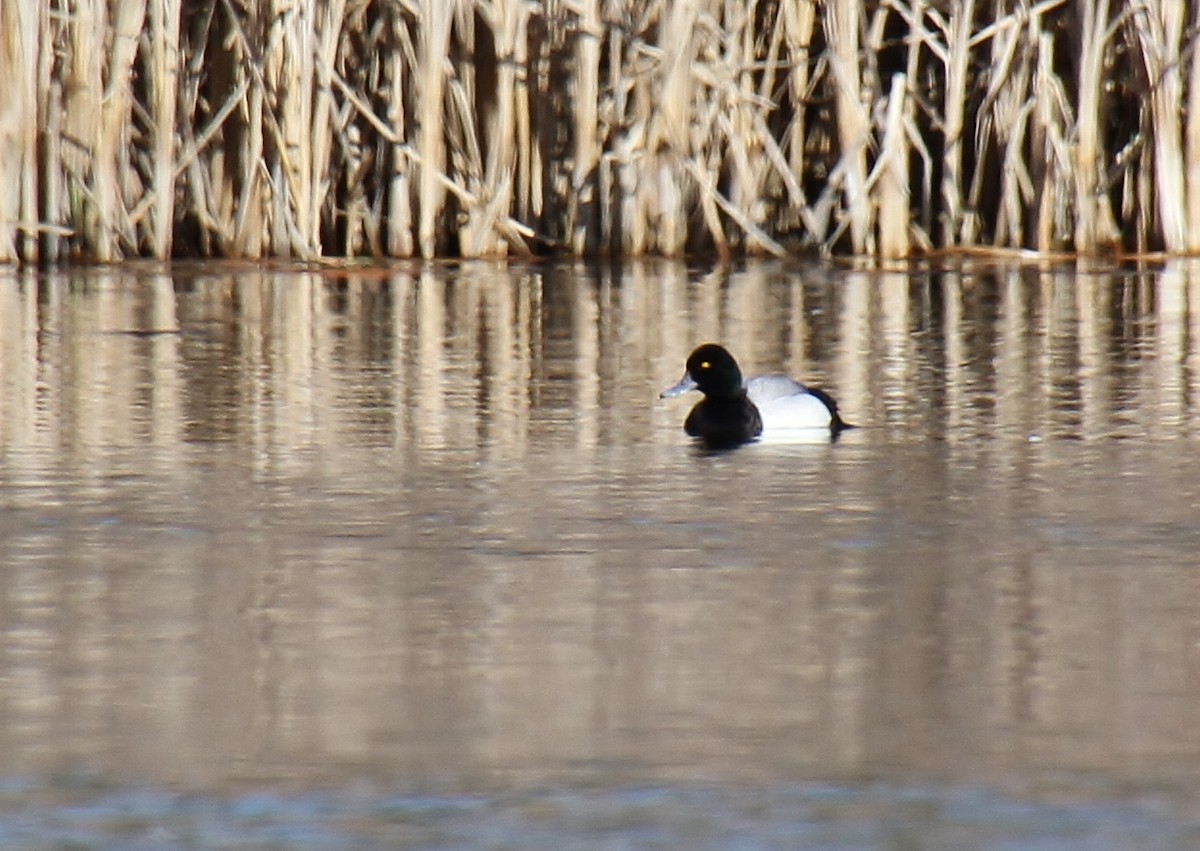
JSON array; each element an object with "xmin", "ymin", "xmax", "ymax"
[
  {"xmin": 568, "ymin": 0, "xmax": 601, "ymax": 254},
  {"xmin": 97, "ymin": 0, "xmax": 146, "ymax": 261},
  {"xmin": 1189, "ymin": 6, "xmax": 1200, "ymax": 253},
  {"xmin": 384, "ymin": 24, "xmax": 415, "ymax": 258},
  {"xmin": 4, "ymin": 0, "xmax": 1200, "ymax": 263},
  {"xmin": 59, "ymin": 0, "xmax": 101, "ymax": 259},
  {"xmin": 228, "ymin": 1, "xmax": 265, "ymax": 258},
  {"xmin": 479, "ymin": 0, "xmax": 520, "ymax": 256},
  {"xmin": 148, "ymin": 0, "xmax": 181, "ymax": 257},
  {"xmin": 265, "ymin": 0, "xmax": 318, "ymax": 257},
  {"xmin": 0, "ymin": 1, "xmax": 38, "ymax": 261},
  {"xmin": 781, "ymin": 0, "xmax": 816, "ymax": 236},
  {"xmin": 877, "ymin": 74, "xmax": 909, "ymax": 260},
  {"xmin": 417, "ymin": 0, "xmax": 453, "ymax": 259},
  {"xmin": 650, "ymin": 0, "xmax": 697, "ymax": 257},
  {"xmin": 1073, "ymin": 0, "xmax": 1118, "ymax": 252},
  {"xmin": 939, "ymin": 0, "xmax": 973, "ymax": 247},
  {"xmin": 1031, "ymin": 30, "xmax": 1069, "ymax": 252},
  {"xmin": 824, "ymin": 0, "xmax": 871, "ymax": 253},
  {"xmin": 1133, "ymin": 0, "xmax": 1187, "ymax": 253}
]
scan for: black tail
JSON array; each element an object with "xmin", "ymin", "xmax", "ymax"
[{"xmin": 806, "ymin": 386, "xmax": 853, "ymax": 433}]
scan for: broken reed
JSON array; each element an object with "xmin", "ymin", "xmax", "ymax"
[{"xmin": 1, "ymin": 0, "xmax": 1198, "ymax": 264}]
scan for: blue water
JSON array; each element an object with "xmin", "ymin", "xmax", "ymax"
[{"xmin": 3, "ymin": 779, "xmax": 1197, "ymax": 850}]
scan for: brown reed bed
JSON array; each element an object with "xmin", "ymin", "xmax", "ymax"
[{"xmin": 0, "ymin": 0, "xmax": 1197, "ymax": 264}]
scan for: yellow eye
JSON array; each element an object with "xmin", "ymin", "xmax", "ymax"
[{"xmin": 700, "ymin": 361, "xmax": 711, "ymax": 369}]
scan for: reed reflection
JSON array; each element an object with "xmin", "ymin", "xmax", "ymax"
[
  {"xmin": 4, "ymin": 262, "xmax": 1193, "ymax": 462},
  {"xmin": 0, "ymin": 262, "xmax": 1199, "ymax": 797}
]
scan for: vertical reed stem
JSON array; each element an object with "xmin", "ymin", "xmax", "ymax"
[
  {"xmin": 417, "ymin": 0, "xmax": 454, "ymax": 259},
  {"xmin": 568, "ymin": 0, "xmax": 601, "ymax": 254},
  {"xmin": 1189, "ymin": 2, "xmax": 1200, "ymax": 252},
  {"xmin": 939, "ymin": 0, "xmax": 973, "ymax": 247},
  {"xmin": 782, "ymin": 0, "xmax": 816, "ymax": 234},
  {"xmin": 0, "ymin": 1, "xmax": 39, "ymax": 261},
  {"xmin": 1073, "ymin": 0, "xmax": 1118, "ymax": 252},
  {"xmin": 385, "ymin": 30, "xmax": 415, "ymax": 257},
  {"xmin": 825, "ymin": 0, "xmax": 871, "ymax": 252},
  {"xmin": 878, "ymin": 74, "xmax": 910, "ymax": 260},
  {"xmin": 1133, "ymin": 0, "xmax": 1187, "ymax": 253},
  {"xmin": 148, "ymin": 0, "xmax": 181, "ymax": 258},
  {"xmin": 311, "ymin": 0, "xmax": 347, "ymax": 252}
]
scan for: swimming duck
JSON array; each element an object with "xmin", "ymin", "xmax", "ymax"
[{"xmin": 660, "ymin": 343, "xmax": 849, "ymax": 447}]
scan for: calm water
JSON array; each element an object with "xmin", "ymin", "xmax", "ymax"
[{"xmin": 2, "ymin": 260, "xmax": 1200, "ymax": 848}]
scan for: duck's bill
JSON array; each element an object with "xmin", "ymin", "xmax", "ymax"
[{"xmin": 659, "ymin": 372, "xmax": 698, "ymax": 398}]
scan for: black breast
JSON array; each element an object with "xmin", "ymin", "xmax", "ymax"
[{"xmin": 683, "ymin": 394, "xmax": 764, "ymax": 449}]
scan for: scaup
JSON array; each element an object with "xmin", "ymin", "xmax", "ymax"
[{"xmin": 661, "ymin": 343, "xmax": 849, "ymax": 447}]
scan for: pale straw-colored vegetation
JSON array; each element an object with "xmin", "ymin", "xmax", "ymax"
[{"xmin": 0, "ymin": 0, "xmax": 1197, "ymax": 263}]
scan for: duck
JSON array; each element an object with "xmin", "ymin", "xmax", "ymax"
[{"xmin": 660, "ymin": 343, "xmax": 849, "ymax": 447}]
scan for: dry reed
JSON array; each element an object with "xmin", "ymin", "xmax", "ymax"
[{"xmin": 3, "ymin": 0, "xmax": 1200, "ymax": 263}]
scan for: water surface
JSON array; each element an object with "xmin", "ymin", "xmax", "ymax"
[{"xmin": 2, "ymin": 260, "xmax": 1200, "ymax": 847}]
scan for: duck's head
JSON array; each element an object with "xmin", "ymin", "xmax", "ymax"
[{"xmin": 660, "ymin": 343, "xmax": 745, "ymax": 400}]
